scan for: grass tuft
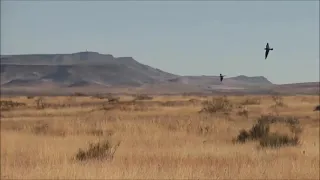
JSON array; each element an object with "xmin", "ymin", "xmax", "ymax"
[{"xmin": 75, "ymin": 140, "xmax": 120, "ymax": 161}]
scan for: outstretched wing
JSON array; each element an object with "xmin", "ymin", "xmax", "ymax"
[
  {"xmin": 266, "ymin": 43, "xmax": 269, "ymax": 49},
  {"xmin": 265, "ymin": 49, "xmax": 269, "ymax": 59}
]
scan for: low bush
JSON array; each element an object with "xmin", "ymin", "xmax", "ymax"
[
  {"xmin": 234, "ymin": 114, "xmax": 302, "ymax": 148},
  {"xmin": 200, "ymin": 96, "xmax": 233, "ymax": 114}
]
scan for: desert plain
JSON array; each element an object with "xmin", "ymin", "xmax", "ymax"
[{"xmin": 1, "ymin": 94, "xmax": 319, "ymax": 179}]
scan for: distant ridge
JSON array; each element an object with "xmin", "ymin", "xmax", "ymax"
[{"xmin": 1, "ymin": 51, "xmax": 318, "ymax": 95}]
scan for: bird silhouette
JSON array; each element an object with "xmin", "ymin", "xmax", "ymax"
[
  {"xmin": 220, "ymin": 74, "xmax": 226, "ymax": 82},
  {"xmin": 264, "ymin": 43, "xmax": 273, "ymax": 59}
]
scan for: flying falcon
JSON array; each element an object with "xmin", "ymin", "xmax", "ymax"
[
  {"xmin": 220, "ymin": 74, "xmax": 226, "ymax": 82},
  {"xmin": 264, "ymin": 43, "xmax": 273, "ymax": 59}
]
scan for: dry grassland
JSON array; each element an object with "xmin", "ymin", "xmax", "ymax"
[{"xmin": 1, "ymin": 94, "xmax": 319, "ymax": 179}]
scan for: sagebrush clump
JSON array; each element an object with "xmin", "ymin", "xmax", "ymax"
[
  {"xmin": 234, "ymin": 115, "xmax": 302, "ymax": 148},
  {"xmin": 200, "ymin": 96, "xmax": 233, "ymax": 114}
]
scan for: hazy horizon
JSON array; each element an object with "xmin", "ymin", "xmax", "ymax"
[{"xmin": 1, "ymin": 1, "xmax": 319, "ymax": 84}]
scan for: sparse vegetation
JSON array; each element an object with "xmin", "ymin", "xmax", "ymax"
[
  {"xmin": 0, "ymin": 100, "xmax": 26, "ymax": 111},
  {"xmin": 31, "ymin": 122, "xmax": 66, "ymax": 137},
  {"xmin": 35, "ymin": 97, "xmax": 46, "ymax": 109},
  {"xmin": 1, "ymin": 95, "xmax": 319, "ymax": 179},
  {"xmin": 240, "ymin": 97, "xmax": 261, "ymax": 105},
  {"xmin": 92, "ymin": 93, "xmax": 109, "ymax": 99},
  {"xmin": 75, "ymin": 140, "xmax": 120, "ymax": 161},
  {"xmin": 259, "ymin": 133, "xmax": 299, "ymax": 148},
  {"xmin": 134, "ymin": 94, "xmax": 153, "ymax": 100},
  {"xmin": 237, "ymin": 105, "xmax": 249, "ymax": 118},
  {"xmin": 200, "ymin": 96, "xmax": 233, "ymax": 114},
  {"xmin": 234, "ymin": 115, "xmax": 302, "ymax": 148},
  {"xmin": 271, "ymin": 94, "xmax": 287, "ymax": 107},
  {"xmin": 32, "ymin": 122, "xmax": 49, "ymax": 135},
  {"xmin": 106, "ymin": 94, "xmax": 120, "ymax": 104}
]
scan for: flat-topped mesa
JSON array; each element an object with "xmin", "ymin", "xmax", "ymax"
[
  {"xmin": 70, "ymin": 52, "xmax": 115, "ymax": 63},
  {"xmin": 0, "ymin": 51, "xmax": 117, "ymax": 65},
  {"xmin": 0, "ymin": 52, "xmax": 178, "ymax": 87}
]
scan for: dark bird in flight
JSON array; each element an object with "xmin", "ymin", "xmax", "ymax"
[
  {"xmin": 220, "ymin": 74, "xmax": 226, "ymax": 82},
  {"xmin": 264, "ymin": 43, "xmax": 273, "ymax": 59}
]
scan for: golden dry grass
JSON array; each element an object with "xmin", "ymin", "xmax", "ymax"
[{"xmin": 1, "ymin": 94, "xmax": 319, "ymax": 179}]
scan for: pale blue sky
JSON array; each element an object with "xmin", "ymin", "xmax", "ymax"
[{"xmin": 1, "ymin": 1, "xmax": 319, "ymax": 84}]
